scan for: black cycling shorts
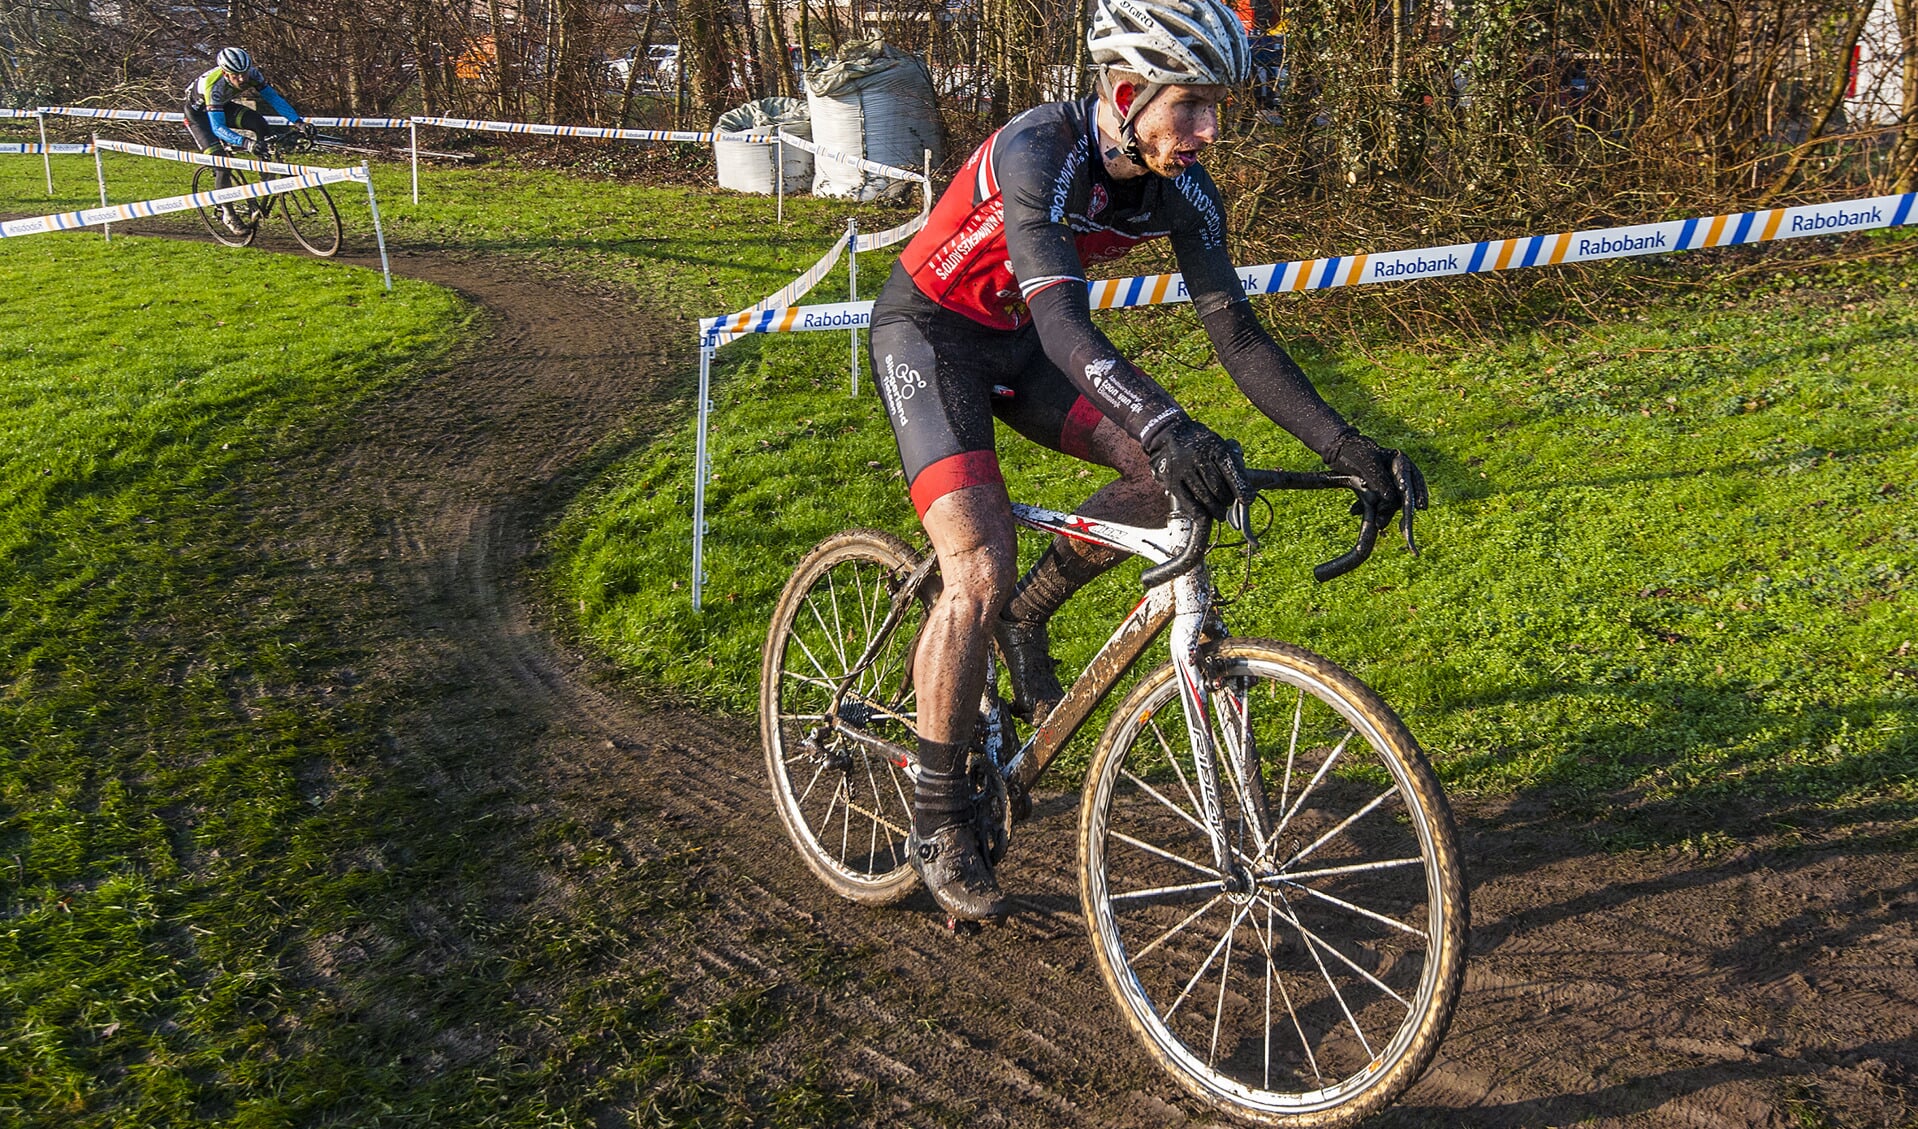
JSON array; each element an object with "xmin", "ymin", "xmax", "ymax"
[{"xmin": 868, "ymin": 262, "xmax": 1108, "ymax": 517}]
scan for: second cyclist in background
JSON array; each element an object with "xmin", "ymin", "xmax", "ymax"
[{"xmin": 184, "ymin": 46, "xmax": 307, "ymax": 232}]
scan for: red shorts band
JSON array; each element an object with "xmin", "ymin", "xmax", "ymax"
[
  {"xmin": 909, "ymin": 450, "xmax": 1004, "ymax": 518},
  {"xmin": 1059, "ymin": 395, "xmax": 1105, "ymax": 461}
]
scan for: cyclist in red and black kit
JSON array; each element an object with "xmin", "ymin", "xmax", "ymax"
[{"xmin": 873, "ymin": 0, "xmax": 1428, "ymax": 920}]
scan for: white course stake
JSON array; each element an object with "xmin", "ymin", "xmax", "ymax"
[
  {"xmin": 691, "ymin": 342, "xmax": 714, "ymax": 608},
  {"xmin": 37, "ymin": 111, "xmax": 52, "ymax": 195},
  {"xmin": 847, "ymin": 217, "xmax": 859, "ymax": 396},
  {"xmin": 775, "ymin": 134, "xmax": 784, "ymax": 225},
  {"xmin": 91, "ymin": 134, "xmax": 109, "ymax": 241},
  {"xmin": 409, "ymin": 119, "xmax": 420, "ymax": 204},
  {"xmin": 361, "ymin": 161, "xmax": 393, "ymax": 291}
]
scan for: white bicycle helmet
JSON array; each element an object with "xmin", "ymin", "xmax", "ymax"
[
  {"xmin": 218, "ymin": 46, "xmax": 254, "ymax": 75},
  {"xmin": 1087, "ymin": 0, "xmax": 1250, "ymax": 161}
]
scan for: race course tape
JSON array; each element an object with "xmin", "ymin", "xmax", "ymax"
[
  {"xmin": 0, "ymin": 142, "xmax": 92, "ymax": 154},
  {"xmin": 701, "ymin": 190, "xmax": 1918, "ymax": 339},
  {"xmin": 93, "ymin": 137, "xmax": 344, "ymax": 177},
  {"xmin": 0, "ymin": 165, "xmax": 366, "ymax": 237},
  {"xmin": 41, "ymin": 107, "xmax": 185, "ymax": 122},
  {"xmin": 854, "ymin": 211, "xmax": 928, "ymax": 253},
  {"xmin": 410, "ymin": 115, "xmax": 727, "ymax": 144},
  {"xmin": 1085, "ymin": 190, "xmax": 1918, "ymax": 309},
  {"xmin": 776, "ymin": 130, "xmax": 926, "ymax": 185}
]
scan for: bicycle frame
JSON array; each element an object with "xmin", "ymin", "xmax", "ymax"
[{"xmin": 1000, "ymin": 503, "xmax": 1255, "ymax": 878}]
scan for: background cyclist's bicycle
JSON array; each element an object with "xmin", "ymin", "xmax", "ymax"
[
  {"xmin": 761, "ymin": 471, "xmax": 1468, "ymax": 1127},
  {"xmin": 191, "ymin": 125, "xmax": 343, "ymax": 258}
]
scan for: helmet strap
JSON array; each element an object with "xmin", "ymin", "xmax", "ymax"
[{"xmin": 1102, "ymin": 72, "xmax": 1163, "ymax": 167}]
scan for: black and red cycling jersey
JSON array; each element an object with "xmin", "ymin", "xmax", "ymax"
[
  {"xmin": 871, "ymin": 96, "xmax": 1357, "ymax": 514},
  {"xmin": 899, "ymin": 96, "xmax": 1247, "ymax": 334}
]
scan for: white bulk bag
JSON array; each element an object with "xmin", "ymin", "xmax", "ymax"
[
  {"xmin": 804, "ymin": 40, "xmax": 944, "ymax": 201},
  {"xmin": 713, "ymin": 97, "xmax": 812, "ymax": 195}
]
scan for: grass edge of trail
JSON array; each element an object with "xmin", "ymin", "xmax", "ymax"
[{"xmin": 0, "ymin": 233, "xmax": 866, "ymax": 1127}]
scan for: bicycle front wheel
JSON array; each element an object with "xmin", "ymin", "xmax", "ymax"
[
  {"xmin": 279, "ymin": 181, "xmax": 342, "ymax": 257},
  {"xmin": 192, "ymin": 164, "xmax": 257, "ymax": 247},
  {"xmin": 1079, "ymin": 639, "xmax": 1466, "ymax": 1127},
  {"xmin": 761, "ymin": 530, "xmax": 928, "ymax": 905}
]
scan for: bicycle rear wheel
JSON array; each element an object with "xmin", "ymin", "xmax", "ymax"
[
  {"xmin": 192, "ymin": 164, "xmax": 257, "ymax": 247},
  {"xmin": 761, "ymin": 530, "xmax": 929, "ymax": 905},
  {"xmin": 279, "ymin": 181, "xmax": 342, "ymax": 257},
  {"xmin": 1079, "ymin": 639, "xmax": 1466, "ymax": 1127}
]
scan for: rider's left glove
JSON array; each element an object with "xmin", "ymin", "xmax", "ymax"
[{"xmin": 1325, "ymin": 431, "xmax": 1430, "ymax": 550}]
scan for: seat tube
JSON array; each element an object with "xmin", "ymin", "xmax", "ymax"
[{"xmin": 1169, "ymin": 569, "xmax": 1233, "ymax": 873}]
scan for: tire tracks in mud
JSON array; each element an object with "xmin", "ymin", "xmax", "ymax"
[{"xmin": 263, "ymin": 243, "xmax": 1914, "ymax": 1128}]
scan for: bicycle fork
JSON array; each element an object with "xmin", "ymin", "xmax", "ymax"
[{"xmin": 1168, "ymin": 571, "xmax": 1272, "ymax": 891}]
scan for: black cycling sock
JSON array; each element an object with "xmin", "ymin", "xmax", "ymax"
[
  {"xmin": 914, "ymin": 739, "xmax": 972, "ymax": 837},
  {"xmin": 1003, "ymin": 536, "xmax": 1126, "ymax": 627}
]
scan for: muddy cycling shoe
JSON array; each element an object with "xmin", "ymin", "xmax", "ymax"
[
  {"xmin": 994, "ymin": 615, "xmax": 1064, "ymax": 725},
  {"xmin": 908, "ymin": 823, "xmax": 1010, "ymax": 921},
  {"xmin": 216, "ymin": 206, "xmax": 247, "ymax": 235}
]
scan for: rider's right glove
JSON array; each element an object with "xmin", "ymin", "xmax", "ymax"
[
  {"xmin": 1144, "ymin": 417, "xmax": 1250, "ymax": 522},
  {"xmin": 1325, "ymin": 431, "xmax": 1431, "ymax": 550},
  {"xmin": 247, "ymin": 138, "xmax": 269, "ymax": 157}
]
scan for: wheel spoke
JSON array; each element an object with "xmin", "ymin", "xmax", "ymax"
[
  {"xmin": 1277, "ymin": 888, "xmax": 1375, "ymax": 1060},
  {"xmin": 1270, "ymin": 727, "xmax": 1354, "ymax": 848},
  {"xmin": 1278, "ymin": 880, "xmax": 1428, "ymax": 942},
  {"xmin": 1129, "ymin": 893, "xmax": 1225, "ymax": 961},
  {"xmin": 1108, "ymin": 877, "xmax": 1223, "ymax": 906},
  {"xmin": 1276, "ymin": 856, "xmax": 1424, "ymax": 883},
  {"xmin": 1109, "ymin": 829, "xmax": 1217, "ymax": 879},
  {"xmin": 1281, "ymin": 788, "xmax": 1396, "ymax": 873},
  {"xmin": 1262, "ymin": 894, "xmax": 1413, "ymax": 1008},
  {"xmin": 1119, "ymin": 769, "xmax": 1211, "ymax": 842},
  {"xmin": 1166, "ymin": 896, "xmax": 1258, "ymax": 1021}
]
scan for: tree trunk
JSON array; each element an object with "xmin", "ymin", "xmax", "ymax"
[
  {"xmin": 487, "ymin": 0, "xmax": 514, "ymax": 117},
  {"xmin": 1894, "ymin": 0, "xmax": 1918, "ymax": 191},
  {"xmin": 1757, "ymin": 0, "xmax": 1874, "ymax": 203},
  {"xmin": 619, "ymin": 0, "xmax": 661, "ymax": 126}
]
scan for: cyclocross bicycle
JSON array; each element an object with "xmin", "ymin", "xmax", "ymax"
[
  {"xmin": 191, "ymin": 124, "xmax": 343, "ymax": 257},
  {"xmin": 761, "ymin": 469, "xmax": 1467, "ymax": 1127}
]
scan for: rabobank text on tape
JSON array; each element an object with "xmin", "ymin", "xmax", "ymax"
[
  {"xmin": 1, "ymin": 165, "xmax": 366, "ymax": 238},
  {"xmin": 703, "ymin": 299, "xmax": 874, "ymax": 346},
  {"xmin": 93, "ymin": 137, "xmax": 345, "ymax": 177},
  {"xmin": 703, "ymin": 190, "xmax": 1918, "ymax": 338},
  {"xmin": 1084, "ymin": 190, "xmax": 1918, "ymax": 309},
  {"xmin": 0, "ymin": 142, "xmax": 93, "ymax": 155}
]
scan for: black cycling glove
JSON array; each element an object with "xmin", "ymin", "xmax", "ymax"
[
  {"xmin": 1325, "ymin": 431, "xmax": 1430, "ymax": 549},
  {"xmin": 1144, "ymin": 417, "xmax": 1250, "ymax": 522}
]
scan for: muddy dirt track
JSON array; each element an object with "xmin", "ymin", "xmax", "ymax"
[{"xmin": 224, "ymin": 240, "xmax": 1917, "ymax": 1127}]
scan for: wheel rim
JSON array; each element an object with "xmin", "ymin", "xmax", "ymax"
[
  {"xmin": 193, "ymin": 165, "xmax": 256, "ymax": 247},
  {"xmin": 767, "ymin": 549, "xmax": 923, "ymax": 889},
  {"xmin": 279, "ymin": 185, "xmax": 341, "ymax": 257},
  {"xmin": 1087, "ymin": 654, "xmax": 1453, "ymax": 1117}
]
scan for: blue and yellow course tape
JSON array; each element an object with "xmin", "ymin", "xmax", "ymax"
[
  {"xmin": 0, "ymin": 165, "xmax": 367, "ymax": 238},
  {"xmin": 701, "ymin": 190, "xmax": 1918, "ymax": 343}
]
